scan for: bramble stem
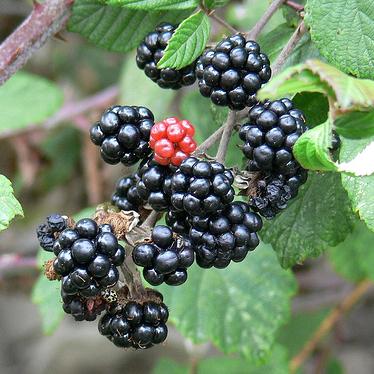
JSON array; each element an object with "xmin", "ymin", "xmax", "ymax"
[
  {"xmin": 195, "ymin": 125, "xmax": 225, "ymax": 154},
  {"xmin": 208, "ymin": 12, "xmax": 239, "ymax": 34},
  {"xmin": 285, "ymin": 0, "xmax": 304, "ymax": 12},
  {"xmin": 215, "ymin": 110, "xmax": 237, "ymax": 163}
]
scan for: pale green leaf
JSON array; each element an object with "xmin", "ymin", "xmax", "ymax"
[{"xmin": 0, "ymin": 175, "xmax": 23, "ymax": 231}]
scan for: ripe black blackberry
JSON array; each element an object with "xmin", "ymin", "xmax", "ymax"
[
  {"xmin": 189, "ymin": 201, "xmax": 262, "ymax": 268},
  {"xmin": 330, "ymin": 131, "xmax": 341, "ymax": 152},
  {"xmin": 36, "ymin": 214, "xmax": 68, "ymax": 251},
  {"xmin": 136, "ymin": 158, "xmax": 175, "ymax": 212},
  {"xmin": 53, "ymin": 219, "xmax": 126, "ymax": 297},
  {"xmin": 248, "ymin": 169, "xmax": 308, "ymax": 219},
  {"xmin": 165, "ymin": 208, "xmax": 191, "ymax": 235},
  {"xmin": 98, "ymin": 299, "xmax": 169, "ymax": 349},
  {"xmin": 136, "ymin": 23, "xmax": 196, "ymax": 89},
  {"xmin": 111, "ymin": 173, "xmax": 144, "ymax": 212},
  {"xmin": 90, "ymin": 105, "xmax": 154, "ymax": 166},
  {"xmin": 196, "ymin": 34, "xmax": 271, "ymax": 109},
  {"xmin": 170, "ymin": 157, "xmax": 235, "ymax": 217},
  {"xmin": 239, "ymin": 98, "xmax": 308, "ymax": 175},
  {"xmin": 133, "ymin": 225, "xmax": 194, "ymax": 286}
]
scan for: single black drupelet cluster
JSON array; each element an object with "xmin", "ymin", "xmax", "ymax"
[
  {"xmin": 136, "ymin": 23, "xmax": 197, "ymax": 89},
  {"xmin": 53, "ymin": 219, "xmax": 126, "ymax": 297},
  {"xmin": 111, "ymin": 173, "xmax": 144, "ymax": 212},
  {"xmin": 189, "ymin": 201, "xmax": 262, "ymax": 268},
  {"xmin": 99, "ymin": 300, "xmax": 169, "ymax": 349},
  {"xmin": 36, "ymin": 214, "xmax": 67, "ymax": 251},
  {"xmin": 165, "ymin": 208, "xmax": 191, "ymax": 235},
  {"xmin": 170, "ymin": 157, "xmax": 235, "ymax": 217},
  {"xmin": 90, "ymin": 105, "xmax": 154, "ymax": 166},
  {"xmin": 133, "ymin": 225, "xmax": 194, "ymax": 286},
  {"xmin": 196, "ymin": 34, "xmax": 271, "ymax": 110}
]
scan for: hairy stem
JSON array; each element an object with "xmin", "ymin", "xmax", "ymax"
[
  {"xmin": 246, "ymin": 0, "xmax": 285, "ymax": 40},
  {"xmin": 215, "ymin": 110, "xmax": 237, "ymax": 163},
  {"xmin": 0, "ymin": 0, "xmax": 74, "ymax": 86},
  {"xmin": 290, "ymin": 280, "xmax": 372, "ymax": 373}
]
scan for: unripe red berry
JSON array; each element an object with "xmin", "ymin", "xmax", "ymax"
[
  {"xmin": 181, "ymin": 120, "xmax": 195, "ymax": 136},
  {"xmin": 167, "ymin": 124, "xmax": 186, "ymax": 142},
  {"xmin": 155, "ymin": 138, "xmax": 175, "ymax": 158},
  {"xmin": 151, "ymin": 122, "xmax": 167, "ymax": 140},
  {"xmin": 171, "ymin": 148, "xmax": 188, "ymax": 166},
  {"xmin": 179, "ymin": 136, "xmax": 197, "ymax": 153}
]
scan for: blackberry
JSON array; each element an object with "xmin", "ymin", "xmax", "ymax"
[
  {"xmin": 61, "ymin": 290, "xmax": 106, "ymax": 321},
  {"xmin": 111, "ymin": 173, "xmax": 144, "ymax": 212},
  {"xmin": 170, "ymin": 157, "xmax": 235, "ymax": 217},
  {"xmin": 196, "ymin": 34, "xmax": 271, "ymax": 110},
  {"xmin": 249, "ymin": 169, "xmax": 308, "ymax": 219},
  {"xmin": 136, "ymin": 23, "xmax": 196, "ymax": 89},
  {"xmin": 133, "ymin": 225, "xmax": 194, "ymax": 286},
  {"xmin": 90, "ymin": 105, "xmax": 154, "ymax": 166},
  {"xmin": 53, "ymin": 219, "xmax": 126, "ymax": 297},
  {"xmin": 239, "ymin": 98, "xmax": 308, "ymax": 175},
  {"xmin": 190, "ymin": 201, "xmax": 262, "ymax": 268},
  {"xmin": 165, "ymin": 209, "xmax": 191, "ymax": 235},
  {"xmin": 330, "ymin": 131, "xmax": 341, "ymax": 152},
  {"xmin": 136, "ymin": 158, "xmax": 175, "ymax": 212},
  {"xmin": 98, "ymin": 299, "xmax": 169, "ymax": 349},
  {"xmin": 36, "ymin": 214, "xmax": 68, "ymax": 251}
]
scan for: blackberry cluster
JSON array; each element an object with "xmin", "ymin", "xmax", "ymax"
[
  {"xmin": 111, "ymin": 173, "xmax": 144, "ymax": 212},
  {"xmin": 99, "ymin": 300, "xmax": 169, "ymax": 349},
  {"xmin": 170, "ymin": 157, "xmax": 235, "ymax": 217},
  {"xmin": 136, "ymin": 23, "xmax": 196, "ymax": 89},
  {"xmin": 239, "ymin": 98, "xmax": 308, "ymax": 175},
  {"xmin": 248, "ymin": 170, "xmax": 308, "ymax": 219},
  {"xmin": 165, "ymin": 209, "xmax": 191, "ymax": 235},
  {"xmin": 196, "ymin": 34, "xmax": 271, "ymax": 109},
  {"xmin": 133, "ymin": 225, "xmax": 194, "ymax": 286},
  {"xmin": 136, "ymin": 158, "xmax": 175, "ymax": 211},
  {"xmin": 189, "ymin": 202, "xmax": 262, "ymax": 268},
  {"xmin": 53, "ymin": 219, "xmax": 126, "ymax": 297},
  {"xmin": 61, "ymin": 290, "xmax": 106, "ymax": 321},
  {"xmin": 90, "ymin": 105, "xmax": 154, "ymax": 166},
  {"xmin": 36, "ymin": 214, "xmax": 67, "ymax": 251}
]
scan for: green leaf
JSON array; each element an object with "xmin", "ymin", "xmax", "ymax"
[
  {"xmin": 157, "ymin": 11, "xmax": 211, "ymax": 69},
  {"xmin": 107, "ymin": 0, "xmax": 198, "ymax": 9},
  {"xmin": 282, "ymin": 1, "xmax": 306, "ymax": 27},
  {"xmin": 335, "ymin": 110, "xmax": 374, "ymax": 139},
  {"xmin": 294, "ymin": 118, "xmax": 337, "ymax": 172},
  {"xmin": 153, "ymin": 359, "xmax": 189, "ymax": 374},
  {"xmin": 68, "ymin": 0, "xmax": 191, "ymax": 53},
  {"xmin": 0, "ymin": 72, "xmax": 63, "ymax": 133},
  {"xmin": 340, "ymin": 136, "xmax": 374, "ymax": 231},
  {"xmin": 329, "ymin": 219, "xmax": 374, "ymax": 282},
  {"xmin": 257, "ymin": 60, "xmax": 374, "ymax": 113},
  {"xmin": 261, "ymin": 172, "xmax": 355, "ymax": 268},
  {"xmin": 156, "ymin": 243, "xmax": 296, "ymax": 362},
  {"xmin": 204, "ymin": 0, "xmax": 230, "ymax": 9},
  {"xmin": 305, "ymin": 0, "xmax": 374, "ymax": 80},
  {"xmin": 0, "ymin": 175, "xmax": 23, "ymax": 231},
  {"xmin": 121, "ymin": 56, "xmax": 176, "ymax": 120}
]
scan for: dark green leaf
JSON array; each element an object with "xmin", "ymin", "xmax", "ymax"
[
  {"xmin": 107, "ymin": 0, "xmax": 198, "ymax": 9},
  {"xmin": 335, "ymin": 110, "xmax": 374, "ymax": 139},
  {"xmin": 0, "ymin": 175, "xmax": 23, "ymax": 231},
  {"xmin": 156, "ymin": 243, "xmax": 296, "ymax": 362},
  {"xmin": 68, "ymin": 0, "xmax": 191, "ymax": 52},
  {"xmin": 305, "ymin": 0, "xmax": 374, "ymax": 79},
  {"xmin": 261, "ymin": 172, "xmax": 355, "ymax": 268},
  {"xmin": 0, "ymin": 72, "xmax": 63, "ymax": 133},
  {"xmin": 204, "ymin": 0, "xmax": 230, "ymax": 9},
  {"xmin": 158, "ymin": 11, "xmax": 211, "ymax": 69}
]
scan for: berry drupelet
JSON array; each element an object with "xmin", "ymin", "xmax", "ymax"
[
  {"xmin": 239, "ymin": 98, "xmax": 308, "ymax": 175},
  {"xmin": 196, "ymin": 34, "xmax": 271, "ymax": 110},
  {"xmin": 170, "ymin": 157, "xmax": 235, "ymax": 217},
  {"xmin": 90, "ymin": 105, "xmax": 154, "ymax": 166},
  {"xmin": 190, "ymin": 201, "xmax": 262, "ymax": 268},
  {"xmin": 98, "ymin": 299, "xmax": 169, "ymax": 349},
  {"xmin": 53, "ymin": 219, "xmax": 126, "ymax": 297},
  {"xmin": 165, "ymin": 208, "xmax": 191, "ymax": 235},
  {"xmin": 150, "ymin": 117, "xmax": 197, "ymax": 166},
  {"xmin": 111, "ymin": 173, "xmax": 144, "ymax": 212},
  {"xmin": 136, "ymin": 23, "xmax": 197, "ymax": 89},
  {"xmin": 133, "ymin": 225, "xmax": 194, "ymax": 286},
  {"xmin": 36, "ymin": 214, "xmax": 68, "ymax": 251}
]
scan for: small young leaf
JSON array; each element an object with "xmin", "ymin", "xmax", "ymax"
[
  {"xmin": 261, "ymin": 172, "xmax": 355, "ymax": 268},
  {"xmin": 0, "ymin": 72, "xmax": 63, "ymax": 133},
  {"xmin": 157, "ymin": 11, "xmax": 211, "ymax": 69},
  {"xmin": 107, "ymin": 0, "xmax": 198, "ymax": 9},
  {"xmin": 68, "ymin": 0, "xmax": 191, "ymax": 52},
  {"xmin": 156, "ymin": 243, "xmax": 296, "ymax": 362},
  {"xmin": 0, "ymin": 175, "xmax": 23, "ymax": 232},
  {"xmin": 258, "ymin": 60, "xmax": 374, "ymax": 113}
]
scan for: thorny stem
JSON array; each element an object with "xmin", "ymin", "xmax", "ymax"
[
  {"xmin": 0, "ymin": 254, "xmax": 37, "ymax": 277},
  {"xmin": 194, "ymin": 125, "xmax": 225, "ymax": 154},
  {"xmin": 215, "ymin": 110, "xmax": 237, "ymax": 163},
  {"xmin": 208, "ymin": 12, "xmax": 239, "ymax": 34},
  {"xmin": 290, "ymin": 280, "xmax": 373, "ymax": 373},
  {"xmin": 285, "ymin": 0, "xmax": 305, "ymax": 12},
  {"xmin": 0, "ymin": 0, "xmax": 74, "ymax": 86},
  {"xmin": 246, "ymin": 0, "xmax": 285, "ymax": 40}
]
